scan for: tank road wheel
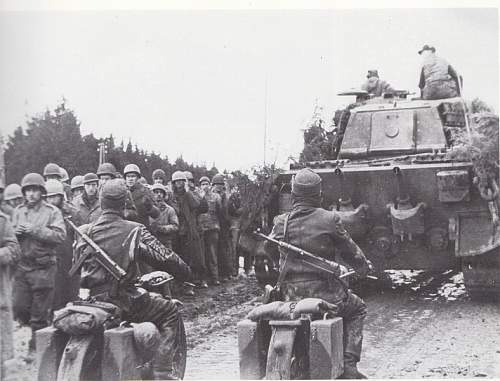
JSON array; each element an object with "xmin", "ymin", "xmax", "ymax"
[
  {"xmin": 56, "ymin": 333, "xmax": 103, "ymax": 381},
  {"xmin": 462, "ymin": 249, "xmax": 500, "ymax": 301},
  {"xmin": 173, "ymin": 317, "xmax": 187, "ymax": 379}
]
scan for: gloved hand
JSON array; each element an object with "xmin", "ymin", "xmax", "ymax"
[{"xmin": 339, "ymin": 263, "xmax": 349, "ymax": 277}]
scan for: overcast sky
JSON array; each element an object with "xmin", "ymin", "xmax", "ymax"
[{"xmin": 0, "ymin": 7, "xmax": 497, "ymax": 171}]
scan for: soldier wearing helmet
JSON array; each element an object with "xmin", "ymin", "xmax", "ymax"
[
  {"xmin": 96, "ymin": 162, "xmax": 117, "ymax": 187},
  {"xmin": 265, "ymin": 168, "xmax": 372, "ymax": 379},
  {"xmin": 74, "ymin": 179, "xmax": 191, "ymax": 379},
  {"xmin": 43, "ymin": 163, "xmax": 71, "ymax": 200},
  {"xmin": 211, "ymin": 173, "xmax": 233, "ymax": 281},
  {"xmin": 150, "ymin": 183, "xmax": 179, "ymax": 250},
  {"xmin": 152, "ymin": 169, "xmax": 167, "ymax": 185},
  {"xmin": 12, "ymin": 173, "xmax": 66, "ymax": 352},
  {"xmin": 0, "ymin": 200, "xmax": 20, "ymax": 365},
  {"xmin": 44, "ymin": 179, "xmax": 80, "ymax": 310},
  {"xmin": 2, "ymin": 183, "xmax": 24, "ymax": 218},
  {"xmin": 71, "ymin": 173, "xmax": 102, "ymax": 226},
  {"xmin": 170, "ymin": 170, "xmax": 208, "ymax": 295},
  {"xmin": 58, "ymin": 167, "xmax": 72, "ymax": 201},
  {"xmin": 123, "ymin": 164, "xmax": 159, "ymax": 229},
  {"xmin": 70, "ymin": 175, "xmax": 85, "ymax": 200},
  {"xmin": 197, "ymin": 175, "xmax": 222, "ymax": 286},
  {"xmin": 43, "ymin": 163, "xmax": 62, "ymax": 181}
]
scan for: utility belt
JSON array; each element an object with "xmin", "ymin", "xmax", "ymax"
[
  {"xmin": 425, "ymin": 76, "xmax": 453, "ymax": 85},
  {"xmin": 89, "ymin": 283, "xmax": 149, "ymax": 313},
  {"xmin": 280, "ymin": 273, "xmax": 349, "ymax": 305}
]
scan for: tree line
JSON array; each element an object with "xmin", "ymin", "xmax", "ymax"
[{"xmin": 4, "ymin": 101, "xmax": 220, "ymax": 183}]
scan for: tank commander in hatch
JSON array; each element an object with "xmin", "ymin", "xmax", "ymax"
[{"xmin": 361, "ymin": 69, "xmax": 395, "ymax": 97}]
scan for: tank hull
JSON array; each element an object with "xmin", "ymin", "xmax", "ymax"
[{"xmin": 277, "ymin": 161, "xmax": 491, "ymax": 272}]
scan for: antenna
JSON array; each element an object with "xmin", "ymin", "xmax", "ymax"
[{"xmin": 263, "ymin": 75, "xmax": 268, "ymax": 166}]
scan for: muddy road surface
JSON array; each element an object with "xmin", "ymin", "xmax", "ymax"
[
  {"xmin": 184, "ymin": 270, "xmax": 500, "ymax": 379},
  {"xmin": 8, "ymin": 271, "xmax": 500, "ymax": 380}
]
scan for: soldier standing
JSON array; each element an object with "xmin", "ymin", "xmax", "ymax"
[
  {"xmin": 265, "ymin": 168, "xmax": 371, "ymax": 379},
  {"xmin": 198, "ymin": 176, "xmax": 222, "ymax": 286},
  {"xmin": 72, "ymin": 173, "xmax": 102, "ymax": 226},
  {"xmin": 96, "ymin": 162, "xmax": 117, "ymax": 188},
  {"xmin": 0, "ymin": 209, "xmax": 20, "ymax": 378},
  {"xmin": 418, "ymin": 44, "xmax": 461, "ymax": 100},
  {"xmin": 12, "ymin": 173, "xmax": 66, "ymax": 351},
  {"xmin": 123, "ymin": 164, "xmax": 159, "ymax": 229},
  {"xmin": 70, "ymin": 175, "xmax": 85, "ymax": 201},
  {"xmin": 74, "ymin": 179, "xmax": 191, "ymax": 379},
  {"xmin": 58, "ymin": 166, "xmax": 72, "ymax": 201},
  {"xmin": 1, "ymin": 184, "xmax": 24, "ymax": 219},
  {"xmin": 44, "ymin": 179, "xmax": 80, "ymax": 310},
  {"xmin": 150, "ymin": 183, "xmax": 179, "ymax": 250},
  {"xmin": 227, "ymin": 185, "xmax": 245, "ymax": 277},
  {"xmin": 170, "ymin": 171, "xmax": 207, "ymax": 296},
  {"xmin": 212, "ymin": 173, "xmax": 233, "ymax": 281},
  {"xmin": 152, "ymin": 169, "xmax": 167, "ymax": 185}
]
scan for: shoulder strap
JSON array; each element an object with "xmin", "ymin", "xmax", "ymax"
[{"xmin": 283, "ymin": 212, "xmax": 291, "ymax": 243}]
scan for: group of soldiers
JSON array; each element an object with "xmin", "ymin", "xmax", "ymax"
[
  {"xmin": 361, "ymin": 44, "xmax": 462, "ymax": 100},
  {"xmin": 0, "ymin": 161, "xmax": 252, "ymax": 379}
]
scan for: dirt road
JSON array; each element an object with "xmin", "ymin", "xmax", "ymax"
[
  {"xmin": 184, "ymin": 270, "xmax": 500, "ymax": 379},
  {"xmin": 9, "ymin": 271, "xmax": 500, "ymax": 379}
]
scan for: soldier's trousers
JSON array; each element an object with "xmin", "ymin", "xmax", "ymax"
[
  {"xmin": 283, "ymin": 282, "xmax": 366, "ymax": 362},
  {"xmin": 125, "ymin": 293, "xmax": 184, "ymax": 380},
  {"xmin": 97, "ymin": 291, "xmax": 184, "ymax": 380},
  {"xmin": 53, "ymin": 249, "xmax": 80, "ymax": 311},
  {"xmin": 201, "ymin": 229, "xmax": 219, "ymax": 281},
  {"xmin": 13, "ymin": 265, "xmax": 57, "ymax": 339},
  {"xmin": 423, "ymin": 80, "xmax": 459, "ymax": 100},
  {"xmin": 217, "ymin": 226, "xmax": 232, "ymax": 278},
  {"xmin": 335, "ymin": 291, "xmax": 366, "ymax": 362},
  {"xmin": 229, "ymin": 228, "xmax": 241, "ymax": 276},
  {"xmin": 177, "ymin": 233, "xmax": 206, "ymax": 282}
]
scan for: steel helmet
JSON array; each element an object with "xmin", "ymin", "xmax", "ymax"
[
  {"xmin": 4, "ymin": 184, "xmax": 23, "ymax": 201},
  {"xmin": 171, "ymin": 171, "xmax": 187, "ymax": 182},
  {"xmin": 199, "ymin": 176, "xmax": 210, "ymax": 184},
  {"xmin": 211, "ymin": 173, "xmax": 225, "ymax": 185},
  {"xmin": 43, "ymin": 163, "xmax": 62, "ymax": 178},
  {"xmin": 45, "ymin": 179, "xmax": 64, "ymax": 197},
  {"xmin": 21, "ymin": 173, "xmax": 46, "ymax": 193},
  {"xmin": 124, "ymin": 164, "xmax": 141, "ymax": 176},
  {"xmin": 97, "ymin": 162, "xmax": 117, "ymax": 177},
  {"xmin": 70, "ymin": 175, "xmax": 84, "ymax": 190},
  {"xmin": 152, "ymin": 169, "xmax": 166, "ymax": 180},
  {"xmin": 60, "ymin": 167, "xmax": 69, "ymax": 182},
  {"xmin": 151, "ymin": 183, "xmax": 167, "ymax": 194},
  {"xmin": 83, "ymin": 172, "xmax": 99, "ymax": 184},
  {"xmin": 184, "ymin": 171, "xmax": 194, "ymax": 181}
]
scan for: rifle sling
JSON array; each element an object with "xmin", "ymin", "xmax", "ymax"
[
  {"xmin": 71, "ymin": 221, "xmax": 121, "ymax": 296},
  {"xmin": 274, "ymin": 212, "xmax": 291, "ymax": 290}
]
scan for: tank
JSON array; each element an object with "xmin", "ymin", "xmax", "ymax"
[{"xmin": 269, "ymin": 92, "xmax": 500, "ymax": 298}]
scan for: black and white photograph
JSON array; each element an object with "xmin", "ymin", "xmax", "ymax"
[{"xmin": 0, "ymin": 1, "xmax": 498, "ymax": 380}]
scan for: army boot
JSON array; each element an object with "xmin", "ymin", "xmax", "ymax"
[{"xmin": 340, "ymin": 353, "xmax": 367, "ymax": 379}]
